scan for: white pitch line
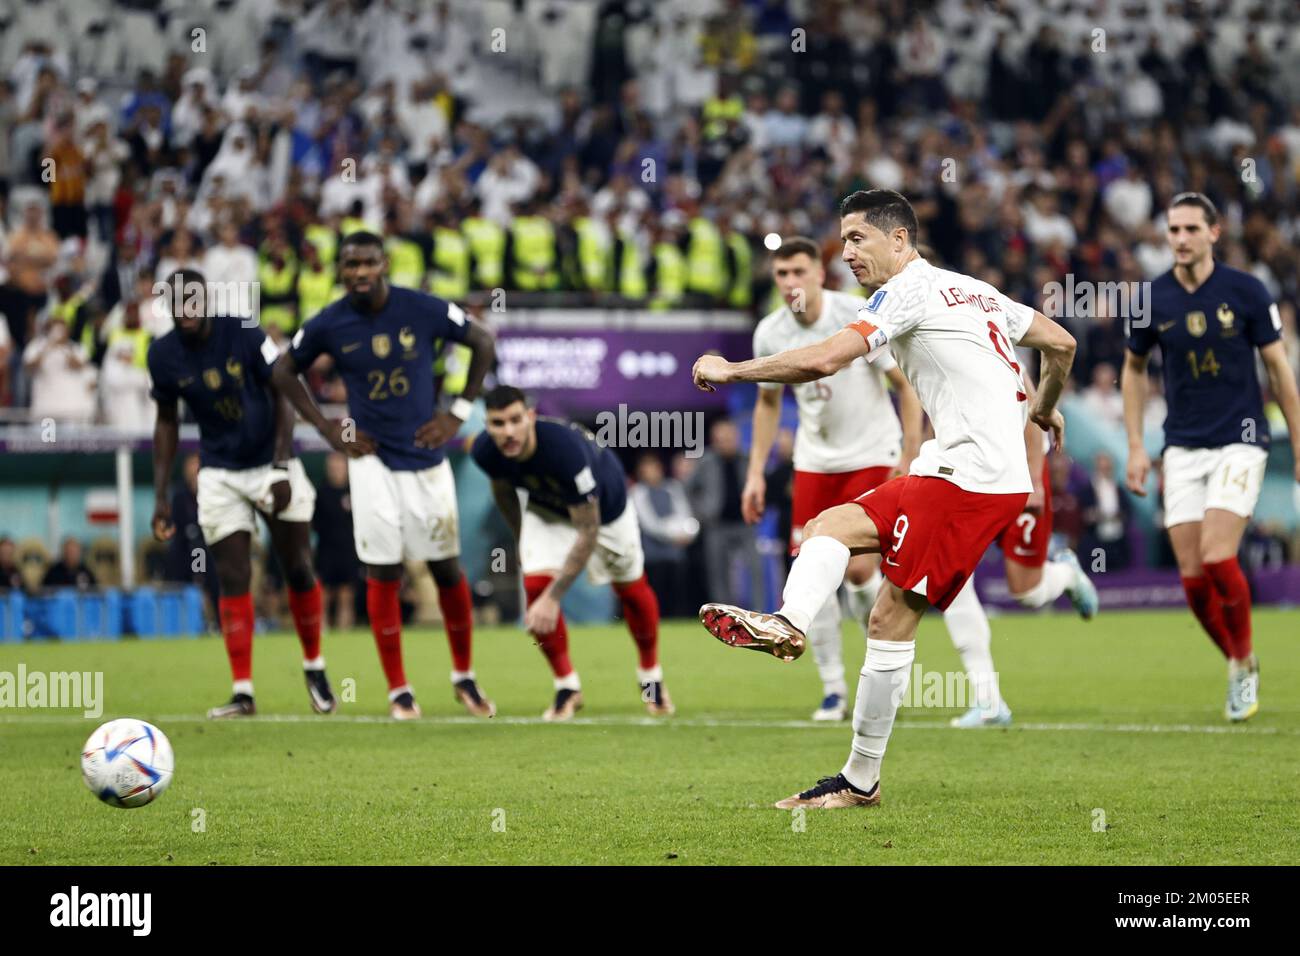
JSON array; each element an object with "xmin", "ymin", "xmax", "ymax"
[{"xmin": 0, "ymin": 713, "xmax": 1288, "ymax": 735}]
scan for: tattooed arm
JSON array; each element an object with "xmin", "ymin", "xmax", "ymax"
[{"xmin": 523, "ymin": 498, "xmax": 600, "ymax": 635}]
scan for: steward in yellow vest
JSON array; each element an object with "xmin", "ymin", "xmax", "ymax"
[
  {"xmin": 258, "ymin": 243, "xmax": 299, "ymax": 333},
  {"xmin": 429, "ymin": 216, "xmax": 470, "ymax": 300},
  {"xmin": 462, "ymin": 201, "xmax": 506, "ymax": 290},
  {"xmin": 509, "ymin": 204, "xmax": 560, "ymax": 291}
]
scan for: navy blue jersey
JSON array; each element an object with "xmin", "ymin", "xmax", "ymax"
[
  {"xmin": 471, "ymin": 418, "xmax": 628, "ymax": 524},
  {"xmin": 1128, "ymin": 264, "xmax": 1281, "ymax": 450},
  {"xmin": 289, "ymin": 286, "xmax": 471, "ymax": 471},
  {"xmin": 148, "ymin": 317, "xmax": 280, "ymax": 470}
]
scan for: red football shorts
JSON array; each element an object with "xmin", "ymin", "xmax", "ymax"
[
  {"xmin": 853, "ymin": 475, "xmax": 1027, "ymax": 610},
  {"xmin": 997, "ymin": 457, "xmax": 1053, "ymax": 567},
  {"xmin": 791, "ymin": 465, "xmax": 893, "ymax": 554}
]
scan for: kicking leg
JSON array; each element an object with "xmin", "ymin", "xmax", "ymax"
[{"xmin": 700, "ymin": 503, "xmax": 880, "ymax": 661}]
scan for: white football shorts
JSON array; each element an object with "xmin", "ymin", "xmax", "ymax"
[
  {"xmin": 198, "ymin": 458, "xmax": 316, "ymax": 544},
  {"xmin": 1162, "ymin": 443, "xmax": 1268, "ymax": 528},
  {"xmin": 520, "ymin": 501, "xmax": 644, "ymax": 585},
  {"xmin": 347, "ymin": 455, "xmax": 460, "ymax": 565}
]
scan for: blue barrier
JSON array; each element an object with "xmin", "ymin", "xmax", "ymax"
[
  {"xmin": 0, "ymin": 592, "xmax": 25, "ymax": 642},
  {"xmin": 2, "ymin": 586, "xmax": 204, "ymax": 641}
]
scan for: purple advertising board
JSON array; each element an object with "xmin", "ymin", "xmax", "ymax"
[{"xmin": 493, "ymin": 312, "xmax": 754, "ymax": 415}]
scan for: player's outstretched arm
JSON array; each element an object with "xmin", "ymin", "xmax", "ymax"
[
  {"xmin": 489, "ymin": 479, "xmax": 523, "ymax": 543},
  {"xmin": 743, "ymin": 385, "xmax": 782, "ymax": 524},
  {"xmin": 524, "ymin": 499, "xmax": 601, "ymax": 636},
  {"xmin": 1016, "ymin": 311, "xmax": 1076, "ymax": 449},
  {"xmin": 151, "ymin": 399, "xmax": 180, "ymax": 541},
  {"xmin": 415, "ymin": 317, "xmax": 496, "ymax": 449},
  {"xmin": 1259, "ymin": 340, "xmax": 1300, "ymax": 484},
  {"xmin": 271, "ymin": 351, "xmax": 376, "ymax": 457},
  {"xmin": 1120, "ymin": 349, "xmax": 1151, "ymax": 496},
  {"xmin": 693, "ymin": 328, "xmax": 866, "ymax": 391}
]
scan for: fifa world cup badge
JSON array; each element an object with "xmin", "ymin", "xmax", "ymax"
[
  {"xmin": 1185, "ymin": 311, "xmax": 1206, "ymax": 337},
  {"xmin": 372, "ymin": 334, "xmax": 391, "ymax": 358}
]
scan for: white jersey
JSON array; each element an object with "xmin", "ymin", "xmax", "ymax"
[
  {"xmin": 753, "ymin": 289, "xmax": 903, "ymax": 473},
  {"xmin": 849, "ymin": 258, "xmax": 1034, "ymax": 494}
]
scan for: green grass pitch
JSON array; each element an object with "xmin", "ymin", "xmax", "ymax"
[{"xmin": 2, "ymin": 608, "xmax": 1297, "ymax": 865}]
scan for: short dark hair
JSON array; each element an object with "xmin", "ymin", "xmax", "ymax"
[
  {"xmin": 483, "ymin": 384, "xmax": 529, "ymax": 411},
  {"xmin": 1169, "ymin": 191, "xmax": 1219, "ymax": 226},
  {"xmin": 772, "ymin": 236, "xmax": 820, "ymax": 262},
  {"xmin": 340, "ymin": 230, "xmax": 385, "ymax": 253},
  {"xmin": 839, "ymin": 189, "xmax": 918, "ymax": 246}
]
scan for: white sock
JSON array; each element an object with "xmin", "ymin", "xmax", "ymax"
[
  {"xmin": 302, "ymin": 656, "xmax": 325, "ymax": 672},
  {"xmin": 807, "ymin": 594, "xmax": 847, "ymax": 697},
  {"xmin": 636, "ymin": 665, "xmax": 663, "ymax": 683},
  {"xmin": 841, "ymin": 638, "xmax": 915, "ymax": 791},
  {"xmin": 554, "ymin": 672, "xmax": 581, "ymax": 691},
  {"xmin": 450, "ymin": 669, "xmax": 475, "ymax": 684},
  {"xmin": 778, "ymin": 536, "xmax": 851, "ymax": 634},
  {"xmin": 233, "ymin": 679, "xmax": 254, "ymax": 697},
  {"xmin": 942, "ymin": 578, "xmax": 1001, "ymax": 714},
  {"xmin": 843, "ymin": 571, "xmax": 882, "ymax": 638},
  {"xmin": 1013, "ymin": 560, "xmax": 1074, "ymax": 609}
]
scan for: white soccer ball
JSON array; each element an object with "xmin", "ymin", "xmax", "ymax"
[{"xmin": 81, "ymin": 718, "xmax": 175, "ymax": 808}]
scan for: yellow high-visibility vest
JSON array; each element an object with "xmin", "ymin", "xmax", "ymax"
[
  {"xmin": 304, "ymin": 224, "xmax": 337, "ymax": 267},
  {"xmin": 462, "ymin": 217, "xmax": 505, "ymax": 289},
  {"xmin": 258, "ymin": 256, "xmax": 298, "ymax": 333},
  {"xmin": 297, "ymin": 266, "xmax": 337, "ymax": 323},
  {"xmin": 651, "ymin": 242, "xmax": 685, "ymax": 310},
  {"xmin": 618, "ymin": 232, "xmax": 647, "ymax": 300},
  {"xmin": 726, "ymin": 232, "xmax": 753, "ymax": 309},
  {"xmin": 511, "ymin": 216, "xmax": 559, "ymax": 291},
  {"xmin": 107, "ymin": 327, "xmax": 151, "ymax": 369},
  {"xmin": 385, "ymin": 236, "xmax": 425, "ymax": 289},
  {"xmin": 687, "ymin": 217, "xmax": 726, "ymax": 297},
  {"xmin": 572, "ymin": 217, "xmax": 614, "ymax": 292},
  {"xmin": 430, "ymin": 227, "xmax": 470, "ymax": 300},
  {"xmin": 340, "ymin": 216, "xmax": 372, "ymax": 239}
]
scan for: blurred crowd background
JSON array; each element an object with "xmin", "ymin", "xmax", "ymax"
[{"xmin": 1, "ymin": 0, "xmax": 1298, "ymax": 625}]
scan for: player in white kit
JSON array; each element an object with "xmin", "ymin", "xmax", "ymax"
[
  {"xmin": 746, "ymin": 237, "xmax": 1015, "ymax": 726},
  {"xmin": 693, "ymin": 190, "xmax": 1078, "ymax": 808}
]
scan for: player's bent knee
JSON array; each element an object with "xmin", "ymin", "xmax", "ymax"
[{"xmin": 804, "ymin": 503, "xmax": 878, "ymax": 552}]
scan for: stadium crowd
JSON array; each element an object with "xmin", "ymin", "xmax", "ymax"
[{"xmin": 1, "ymin": 0, "xmax": 1299, "ymax": 619}]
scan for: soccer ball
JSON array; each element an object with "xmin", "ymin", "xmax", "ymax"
[{"xmin": 81, "ymin": 718, "xmax": 175, "ymax": 808}]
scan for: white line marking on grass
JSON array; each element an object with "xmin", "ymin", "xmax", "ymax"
[{"xmin": 0, "ymin": 714, "xmax": 1289, "ymax": 735}]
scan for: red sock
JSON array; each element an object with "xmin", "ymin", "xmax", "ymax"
[
  {"xmin": 366, "ymin": 577, "xmax": 407, "ymax": 691},
  {"xmin": 523, "ymin": 574, "xmax": 572, "ymax": 678},
  {"xmin": 1180, "ymin": 574, "xmax": 1233, "ymax": 659},
  {"xmin": 286, "ymin": 582, "xmax": 323, "ymax": 662},
  {"xmin": 217, "ymin": 593, "xmax": 255, "ymax": 683},
  {"xmin": 613, "ymin": 575, "xmax": 660, "ymax": 670},
  {"xmin": 1203, "ymin": 558, "xmax": 1252, "ymax": 660},
  {"xmin": 437, "ymin": 574, "xmax": 474, "ymax": 673}
]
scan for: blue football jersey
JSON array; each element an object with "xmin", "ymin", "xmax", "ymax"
[
  {"xmin": 1128, "ymin": 264, "xmax": 1281, "ymax": 449},
  {"xmin": 471, "ymin": 418, "xmax": 628, "ymax": 524},
  {"xmin": 148, "ymin": 317, "xmax": 280, "ymax": 470},
  {"xmin": 289, "ymin": 286, "xmax": 471, "ymax": 471}
]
